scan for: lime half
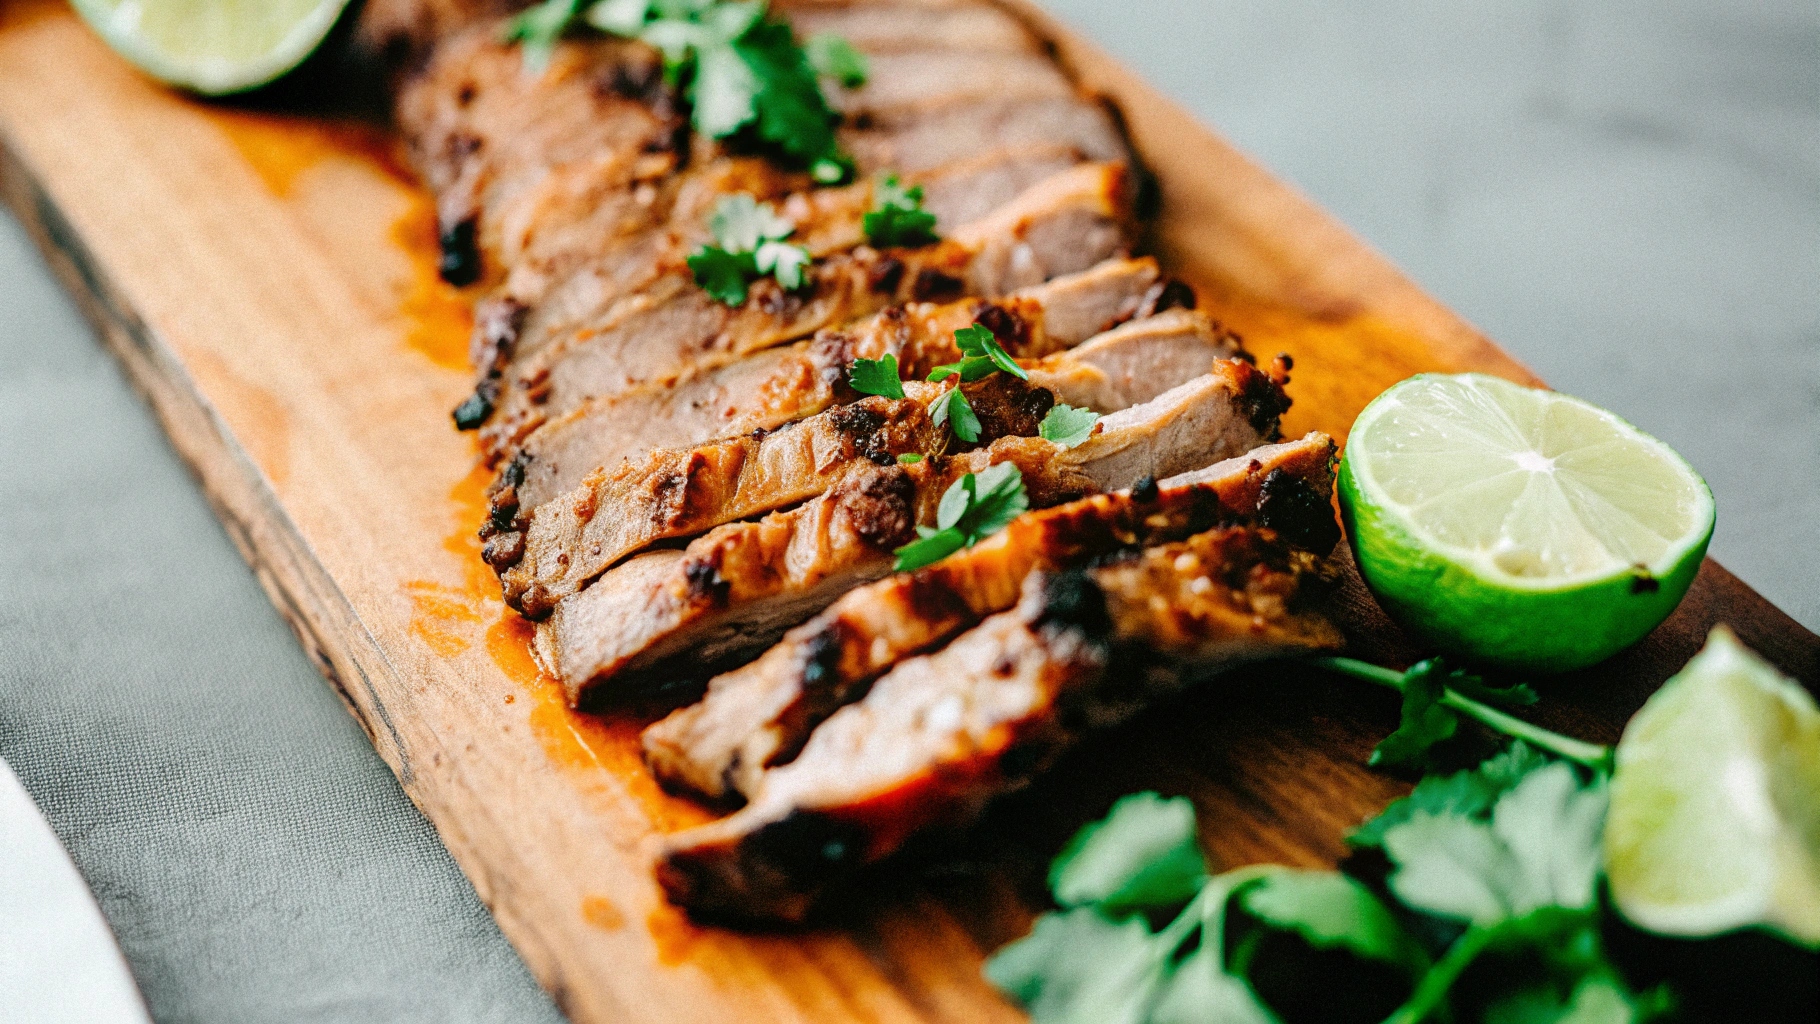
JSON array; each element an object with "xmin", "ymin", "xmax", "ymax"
[
  {"xmin": 1339, "ymin": 373, "xmax": 1713, "ymax": 673},
  {"xmin": 72, "ymin": 0, "xmax": 352, "ymax": 95},
  {"xmin": 1606, "ymin": 627, "xmax": 1820, "ymax": 946}
]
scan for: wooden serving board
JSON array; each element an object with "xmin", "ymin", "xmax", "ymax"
[{"xmin": 2, "ymin": 1, "xmax": 1814, "ymax": 1020}]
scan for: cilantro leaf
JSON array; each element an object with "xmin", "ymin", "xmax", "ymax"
[
  {"xmin": 1351, "ymin": 741, "xmax": 1552, "ymax": 849},
  {"xmin": 1237, "ymin": 871, "xmax": 1427, "ymax": 972},
  {"xmin": 985, "ymin": 908, "xmax": 1167, "ymax": 1024},
  {"xmin": 926, "ymin": 356, "xmax": 997, "ymax": 383},
  {"xmin": 691, "ymin": 40, "xmax": 762, "ymax": 137},
  {"xmin": 863, "ymin": 175, "xmax": 940, "ymax": 248},
  {"xmin": 1149, "ymin": 941, "xmax": 1280, "ymax": 1024},
  {"xmin": 891, "ymin": 527, "xmax": 965, "ymax": 572},
  {"xmin": 805, "ymin": 33, "xmax": 868, "ymax": 87},
  {"xmin": 755, "ymin": 239, "xmax": 811, "ymax": 289},
  {"xmin": 1040, "ymin": 404, "xmax": 1101, "ymax": 448},
  {"xmin": 1049, "ymin": 792, "xmax": 1208, "ymax": 915},
  {"xmin": 685, "ymin": 245, "xmax": 756, "ymax": 305},
  {"xmin": 708, "ymin": 193, "xmax": 792, "ymax": 251},
  {"xmin": 848, "ymin": 355, "xmax": 905, "ymax": 399},
  {"xmin": 583, "ymin": 0, "xmax": 651, "ymax": 35},
  {"xmin": 1381, "ymin": 761, "xmax": 1607, "ymax": 927},
  {"xmin": 893, "ymin": 463, "xmax": 1027, "ymax": 571},
  {"xmin": 896, "ymin": 452, "xmax": 922, "ymax": 464},
  {"xmin": 931, "ymin": 386, "xmax": 981, "ymax": 442},
  {"xmin": 735, "ymin": 18, "xmax": 843, "ymax": 169},
  {"xmin": 955, "ymin": 322, "xmax": 1028, "ymax": 379}
]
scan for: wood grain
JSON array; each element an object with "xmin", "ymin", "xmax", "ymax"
[{"xmin": 0, "ymin": 2, "xmax": 1813, "ymax": 1021}]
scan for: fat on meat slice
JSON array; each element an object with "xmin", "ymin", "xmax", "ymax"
[
  {"xmin": 656, "ymin": 525, "xmax": 1345, "ymax": 923},
  {"xmin": 641, "ymin": 432, "xmax": 1337, "ymax": 801},
  {"xmin": 506, "ymin": 257, "xmax": 1173, "ymax": 512},
  {"xmin": 479, "ymin": 161, "xmax": 1133, "ymax": 461},
  {"xmin": 535, "ymin": 360, "xmax": 1294, "ymax": 710}
]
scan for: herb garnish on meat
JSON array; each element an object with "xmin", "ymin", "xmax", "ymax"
[
  {"xmin": 863, "ymin": 176, "xmax": 940, "ymax": 248},
  {"xmin": 847, "ymin": 354, "xmax": 906, "ymax": 399},
  {"xmin": 892, "ymin": 462, "xmax": 1028, "ymax": 571},
  {"xmin": 1038, "ymin": 403, "xmax": 1101, "ymax": 448},
  {"xmin": 687, "ymin": 194, "xmax": 812, "ymax": 305},
  {"xmin": 507, "ymin": 0, "xmax": 864, "ymax": 179}
]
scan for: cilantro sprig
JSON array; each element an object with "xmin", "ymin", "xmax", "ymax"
[
  {"xmin": 928, "ymin": 323, "xmax": 1027, "ymax": 384},
  {"xmin": 863, "ymin": 175, "xmax": 940, "ymax": 248},
  {"xmin": 506, "ymin": 0, "xmax": 864, "ymax": 179},
  {"xmin": 1313, "ymin": 656, "xmax": 1613, "ymax": 771},
  {"xmin": 892, "ymin": 462, "xmax": 1027, "ymax": 571},
  {"xmin": 991, "ymin": 745, "xmax": 1672, "ymax": 1024},
  {"xmin": 687, "ymin": 194, "xmax": 813, "ymax": 305}
]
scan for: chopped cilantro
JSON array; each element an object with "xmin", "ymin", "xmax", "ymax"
[
  {"xmin": 930, "ymin": 385, "xmax": 981, "ymax": 443},
  {"xmin": 1039, "ymin": 403, "xmax": 1101, "ymax": 448},
  {"xmin": 847, "ymin": 354, "xmax": 905, "ymax": 399},
  {"xmin": 863, "ymin": 175, "xmax": 940, "ymax": 248},
  {"xmin": 504, "ymin": 0, "xmax": 585, "ymax": 73},
  {"xmin": 892, "ymin": 462, "xmax": 1026, "ymax": 571},
  {"xmin": 688, "ymin": 194, "xmax": 811, "ymax": 305},
  {"xmin": 895, "ymin": 452, "xmax": 922, "ymax": 465}
]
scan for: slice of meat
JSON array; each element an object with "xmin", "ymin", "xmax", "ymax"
[
  {"xmin": 826, "ymin": 48, "xmax": 1074, "ymax": 117},
  {"xmin": 641, "ymin": 432, "xmax": 1337, "ymax": 801},
  {"xmin": 843, "ymin": 94, "xmax": 1129, "ymax": 174},
  {"xmin": 507, "ymin": 258, "xmax": 1164, "ymax": 512},
  {"xmin": 657, "ymin": 525, "xmax": 1344, "ymax": 923},
  {"xmin": 536, "ymin": 368, "xmax": 1298, "ymax": 713},
  {"xmin": 480, "ymin": 162, "xmax": 1133, "ymax": 462},
  {"xmin": 1025, "ymin": 309, "xmax": 1243, "ymax": 412},
  {"xmin": 778, "ymin": 0, "xmax": 1041, "ymax": 56}
]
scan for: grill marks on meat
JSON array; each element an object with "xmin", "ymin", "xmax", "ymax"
[
  {"xmin": 657, "ymin": 525, "xmax": 1343, "ymax": 923},
  {"xmin": 534, "ymin": 366, "xmax": 1297, "ymax": 713},
  {"xmin": 494, "ymin": 396, "xmax": 940, "ymax": 617},
  {"xmin": 642, "ymin": 432, "xmax": 1338, "ymax": 802}
]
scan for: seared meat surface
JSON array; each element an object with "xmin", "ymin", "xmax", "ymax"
[
  {"xmin": 658, "ymin": 525, "xmax": 1343, "ymax": 923},
  {"xmin": 642, "ymin": 432, "xmax": 1337, "ymax": 801}
]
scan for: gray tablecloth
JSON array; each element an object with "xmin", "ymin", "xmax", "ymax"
[{"xmin": 0, "ymin": 2, "xmax": 1814, "ymax": 1022}]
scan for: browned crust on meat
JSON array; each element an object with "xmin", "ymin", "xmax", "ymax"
[{"xmin": 641, "ymin": 433, "xmax": 1337, "ymax": 801}]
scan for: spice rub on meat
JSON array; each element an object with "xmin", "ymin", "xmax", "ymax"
[
  {"xmin": 657, "ymin": 525, "xmax": 1344, "ymax": 923},
  {"xmin": 642, "ymin": 432, "xmax": 1338, "ymax": 802}
]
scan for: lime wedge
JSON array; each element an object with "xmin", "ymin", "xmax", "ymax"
[
  {"xmin": 1606, "ymin": 627, "xmax": 1820, "ymax": 946},
  {"xmin": 72, "ymin": 0, "xmax": 352, "ymax": 95},
  {"xmin": 1339, "ymin": 373, "xmax": 1713, "ymax": 672}
]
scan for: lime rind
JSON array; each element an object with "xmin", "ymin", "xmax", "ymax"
[
  {"xmin": 72, "ymin": 0, "xmax": 352, "ymax": 95},
  {"xmin": 1606, "ymin": 627, "xmax": 1820, "ymax": 946}
]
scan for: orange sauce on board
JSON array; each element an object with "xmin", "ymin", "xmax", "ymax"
[
  {"xmin": 581, "ymin": 895, "xmax": 627, "ymax": 932},
  {"xmin": 211, "ymin": 109, "xmax": 411, "ymax": 198},
  {"xmin": 390, "ymin": 197, "xmax": 475, "ymax": 371}
]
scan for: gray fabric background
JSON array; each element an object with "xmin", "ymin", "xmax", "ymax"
[{"xmin": 0, "ymin": 1, "xmax": 1814, "ymax": 1021}]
